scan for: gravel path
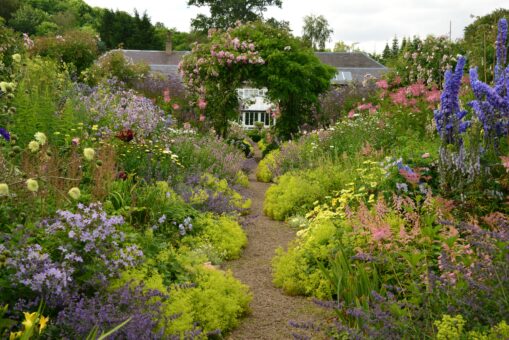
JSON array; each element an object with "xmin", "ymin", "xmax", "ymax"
[{"xmin": 225, "ymin": 153, "xmax": 326, "ymax": 339}]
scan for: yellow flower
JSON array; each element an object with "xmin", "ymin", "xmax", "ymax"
[
  {"xmin": 26, "ymin": 179, "xmax": 39, "ymax": 192},
  {"xmin": 9, "ymin": 331, "xmax": 22, "ymax": 340},
  {"xmin": 83, "ymin": 148, "xmax": 95, "ymax": 161},
  {"xmin": 39, "ymin": 315, "xmax": 49, "ymax": 333},
  {"xmin": 68, "ymin": 187, "xmax": 81, "ymax": 200},
  {"xmin": 12, "ymin": 54, "xmax": 21, "ymax": 63},
  {"xmin": 34, "ymin": 132, "xmax": 47, "ymax": 145},
  {"xmin": 28, "ymin": 140, "xmax": 40, "ymax": 153},
  {"xmin": 22, "ymin": 312, "xmax": 38, "ymax": 329},
  {"xmin": 0, "ymin": 183, "xmax": 9, "ymax": 196},
  {"xmin": 92, "ymin": 125, "xmax": 99, "ymax": 131}
]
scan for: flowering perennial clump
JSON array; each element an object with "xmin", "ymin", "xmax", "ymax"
[
  {"xmin": 5, "ymin": 203, "xmax": 143, "ymax": 307},
  {"xmin": 469, "ymin": 18, "xmax": 509, "ymax": 150},
  {"xmin": 79, "ymin": 82, "xmax": 167, "ymax": 137},
  {"xmin": 434, "ymin": 56, "xmax": 469, "ymax": 145}
]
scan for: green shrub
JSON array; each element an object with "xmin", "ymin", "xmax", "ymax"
[
  {"xmin": 84, "ymin": 51, "xmax": 149, "ymax": 86},
  {"xmin": 256, "ymin": 149, "xmax": 278, "ymax": 182},
  {"xmin": 263, "ymin": 165, "xmax": 347, "ymax": 220},
  {"xmin": 33, "ymin": 29, "xmax": 99, "ymax": 74},
  {"xmin": 434, "ymin": 315, "xmax": 509, "ymax": 340},
  {"xmin": 272, "ymin": 217, "xmax": 338, "ymax": 299},
  {"xmin": 11, "ymin": 57, "xmax": 82, "ymax": 145},
  {"xmin": 183, "ymin": 214, "xmax": 247, "ymax": 262},
  {"xmin": 169, "ymin": 267, "xmax": 251, "ymax": 334},
  {"xmin": 114, "ymin": 264, "xmax": 251, "ymax": 337}
]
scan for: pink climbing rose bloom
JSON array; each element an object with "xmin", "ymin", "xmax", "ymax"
[
  {"xmin": 198, "ymin": 98, "xmax": 207, "ymax": 110},
  {"xmin": 163, "ymin": 89, "xmax": 171, "ymax": 103}
]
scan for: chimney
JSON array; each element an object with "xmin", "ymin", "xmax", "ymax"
[{"xmin": 166, "ymin": 31, "xmax": 173, "ymax": 55}]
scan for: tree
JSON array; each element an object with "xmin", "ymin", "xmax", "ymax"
[
  {"xmin": 98, "ymin": 9, "xmax": 162, "ymax": 50},
  {"xmin": 464, "ymin": 8, "xmax": 509, "ymax": 83},
  {"xmin": 188, "ymin": 0, "xmax": 283, "ymax": 32},
  {"xmin": 382, "ymin": 43, "xmax": 391, "ymax": 61},
  {"xmin": 391, "ymin": 36, "xmax": 399, "ymax": 57},
  {"xmin": 8, "ymin": 5, "xmax": 48, "ymax": 35},
  {"xmin": 302, "ymin": 15, "xmax": 333, "ymax": 51},
  {"xmin": 401, "ymin": 37, "xmax": 407, "ymax": 51},
  {"xmin": 333, "ymin": 40, "xmax": 350, "ymax": 52},
  {"xmin": 180, "ymin": 21, "xmax": 335, "ymax": 138},
  {"xmin": 0, "ymin": 0, "xmax": 20, "ymax": 22}
]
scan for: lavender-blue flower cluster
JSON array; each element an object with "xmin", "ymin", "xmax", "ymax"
[
  {"xmin": 469, "ymin": 18, "xmax": 509, "ymax": 148},
  {"xmin": 5, "ymin": 203, "xmax": 143, "ymax": 307},
  {"xmin": 57, "ymin": 283, "xmax": 171, "ymax": 339},
  {"xmin": 434, "ymin": 55, "xmax": 469, "ymax": 145},
  {"xmin": 79, "ymin": 82, "xmax": 168, "ymax": 136}
]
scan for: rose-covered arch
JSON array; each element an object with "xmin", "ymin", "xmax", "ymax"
[{"xmin": 179, "ymin": 21, "xmax": 336, "ymax": 139}]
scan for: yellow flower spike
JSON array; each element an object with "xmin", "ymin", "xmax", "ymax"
[
  {"xmin": 22, "ymin": 312, "xmax": 38, "ymax": 329},
  {"xmin": 39, "ymin": 315, "xmax": 49, "ymax": 333}
]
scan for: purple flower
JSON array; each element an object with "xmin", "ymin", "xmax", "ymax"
[
  {"xmin": 0, "ymin": 127, "xmax": 10, "ymax": 141},
  {"xmin": 495, "ymin": 18, "xmax": 508, "ymax": 84},
  {"xmin": 469, "ymin": 18, "xmax": 509, "ymax": 149},
  {"xmin": 57, "ymin": 283, "xmax": 173, "ymax": 339},
  {"xmin": 434, "ymin": 56, "xmax": 470, "ymax": 145}
]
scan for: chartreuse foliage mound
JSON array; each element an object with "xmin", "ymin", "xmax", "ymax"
[{"xmin": 114, "ymin": 262, "xmax": 251, "ymax": 338}]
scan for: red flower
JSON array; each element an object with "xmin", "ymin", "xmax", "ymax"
[{"xmin": 116, "ymin": 129, "xmax": 135, "ymax": 142}]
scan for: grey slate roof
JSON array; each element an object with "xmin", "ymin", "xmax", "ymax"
[{"xmin": 116, "ymin": 49, "xmax": 387, "ymax": 81}]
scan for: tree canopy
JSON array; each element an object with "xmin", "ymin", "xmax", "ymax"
[
  {"xmin": 98, "ymin": 9, "xmax": 163, "ymax": 50},
  {"xmin": 302, "ymin": 14, "xmax": 333, "ymax": 51},
  {"xmin": 180, "ymin": 21, "xmax": 335, "ymax": 139},
  {"xmin": 187, "ymin": 0, "xmax": 283, "ymax": 32},
  {"xmin": 463, "ymin": 8, "xmax": 509, "ymax": 83}
]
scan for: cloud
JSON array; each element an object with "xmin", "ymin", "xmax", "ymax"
[{"xmin": 84, "ymin": 0, "xmax": 508, "ymax": 52}]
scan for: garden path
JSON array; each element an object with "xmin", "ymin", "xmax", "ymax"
[{"xmin": 225, "ymin": 149, "xmax": 325, "ymax": 340}]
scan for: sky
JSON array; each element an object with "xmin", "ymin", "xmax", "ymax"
[{"xmin": 84, "ymin": 0, "xmax": 509, "ymax": 53}]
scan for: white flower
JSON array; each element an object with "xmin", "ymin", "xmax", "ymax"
[
  {"xmin": 34, "ymin": 132, "xmax": 47, "ymax": 145},
  {"xmin": 26, "ymin": 179, "xmax": 39, "ymax": 192},
  {"xmin": 28, "ymin": 140, "xmax": 40, "ymax": 153},
  {"xmin": 83, "ymin": 148, "xmax": 95, "ymax": 161},
  {"xmin": 68, "ymin": 187, "xmax": 81, "ymax": 200}
]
